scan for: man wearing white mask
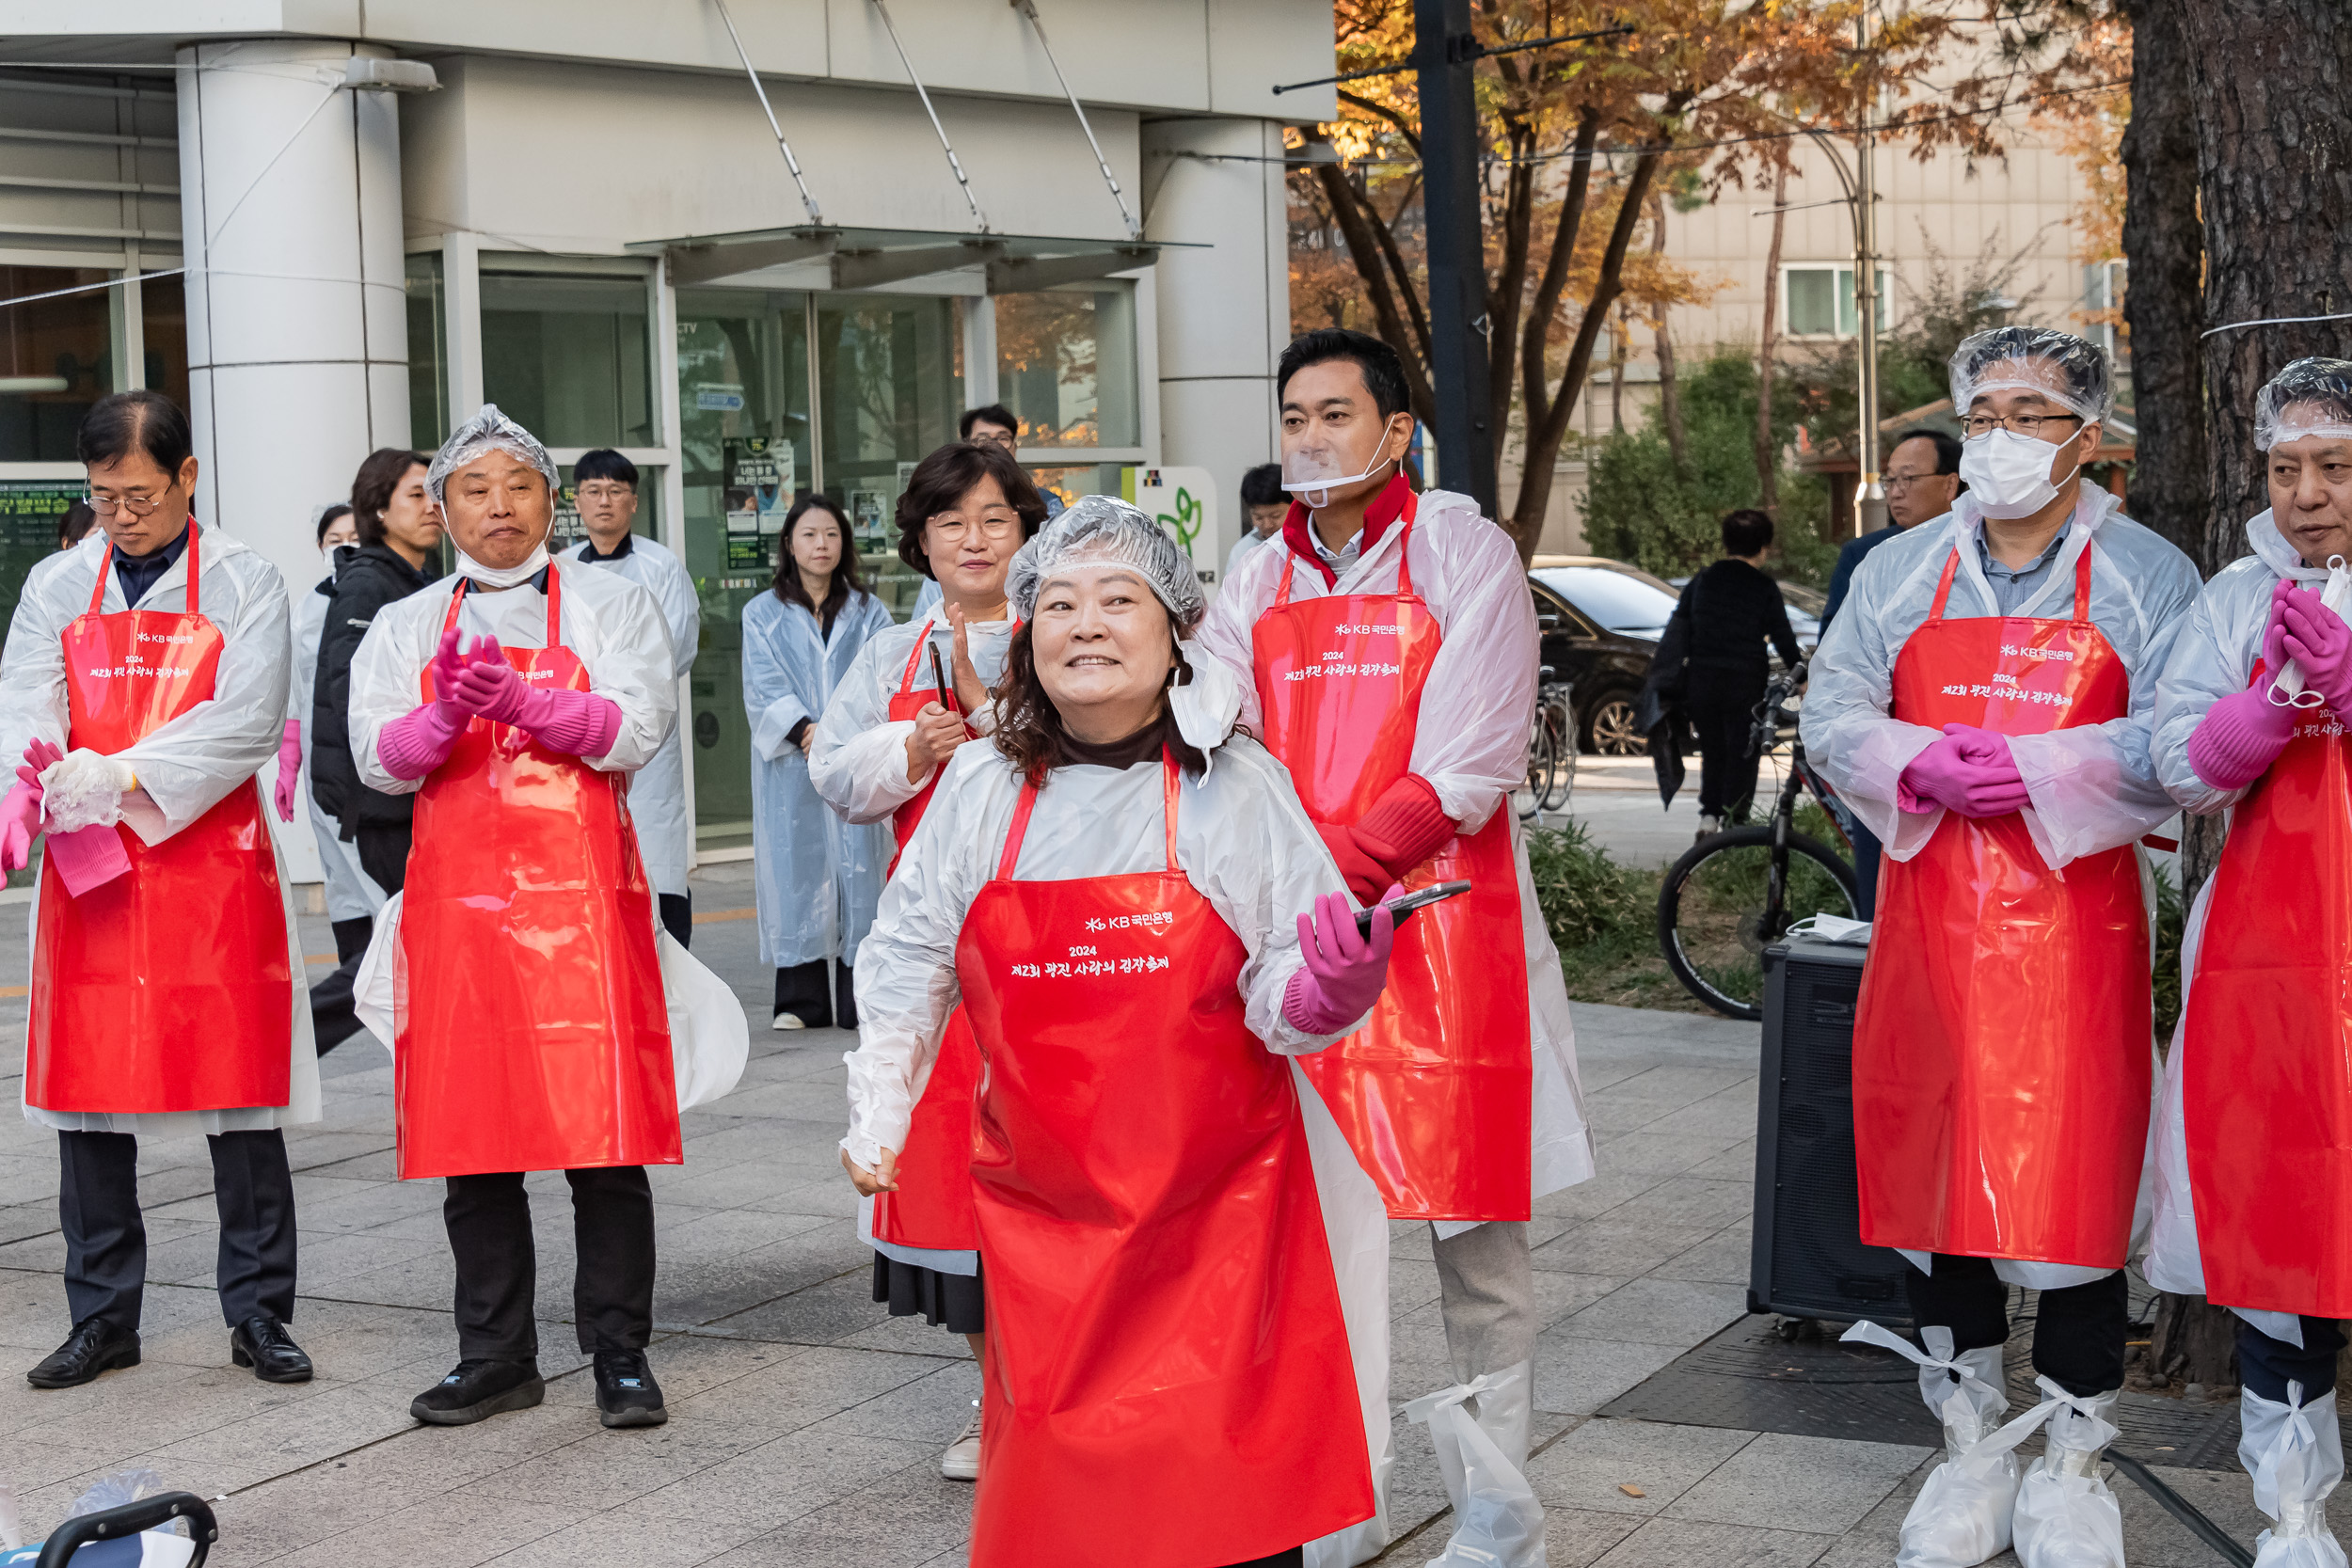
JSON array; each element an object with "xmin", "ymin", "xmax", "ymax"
[
  {"xmin": 1804, "ymin": 326, "xmax": 2201, "ymax": 1567},
  {"xmin": 568, "ymin": 450, "xmax": 701, "ymax": 946},
  {"xmin": 1196, "ymin": 327, "xmax": 1593, "ymax": 1564},
  {"xmin": 348, "ymin": 404, "xmax": 684, "ymax": 1432},
  {"xmin": 2148, "ymin": 357, "xmax": 2352, "ymax": 1568}
]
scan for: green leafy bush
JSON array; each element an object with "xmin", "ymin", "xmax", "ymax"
[{"xmin": 1524, "ymin": 818, "xmax": 1651, "ymax": 951}]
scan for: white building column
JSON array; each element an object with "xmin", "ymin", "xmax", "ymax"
[
  {"xmin": 177, "ymin": 38, "xmax": 412, "ymax": 602},
  {"xmin": 1141, "ymin": 117, "xmax": 1290, "ymax": 583}
]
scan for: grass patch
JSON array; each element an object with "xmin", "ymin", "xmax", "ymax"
[{"xmin": 1525, "ymin": 819, "xmax": 1713, "ymax": 1014}]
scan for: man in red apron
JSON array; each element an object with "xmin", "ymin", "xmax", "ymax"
[
  {"xmin": 1195, "ymin": 328, "xmax": 1595, "ymax": 1554},
  {"xmin": 348, "ymin": 404, "xmax": 683, "ymax": 1433},
  {"xmin": 0, "ymin": 390, "xmax": 317, "ymax": 1391},
  {"xmin": 2147, "ymin": 357, "xmax": 2352, "ymax": 1565},
  {"xmin": 1804, "ymin": 327, "xmax": 2201, "ymax": 1566}
]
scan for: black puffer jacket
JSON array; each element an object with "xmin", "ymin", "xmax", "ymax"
[{"xmin": 310, "ymin": 544, "xmax": 438, "ymax": 836}]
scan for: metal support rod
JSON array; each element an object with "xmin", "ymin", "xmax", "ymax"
[
  {"xmin": 869, "ymin": 0, "xmax": 989, "ymax": 233},
  {"xmin": 1012, "ymin": 0, "xmax": 1140, "ymax": 241},
  {"xmin": 2106, "ymin": 1451, "xmax": 2254, "ymax": 1568},
  {"xmin": 1851, "ymin": 8, "xmax": 1886, "ymax": 535},
  {"xmin": 1416, "ymin": 0, "xmax": 1497, "ymax": 515},
  {"xmin": 709, "ymin": 0, "xmax": 824, "ymax": 226}
]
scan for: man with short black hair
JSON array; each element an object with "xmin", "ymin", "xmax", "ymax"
[
  {"xmin": 1224, "ymin": 462, "xmax": 1288, "ymax": 581},
  {"xmin": 959, "ymin": 404, "xmax": 1018, "ymax": 454},
  {"xmin": 569, "ymin": 449, "xmax": 700, "ymax": 946},
  {"xmin": 1821, "ymin": 427, "xmax": 1964, "ymax": 626}
]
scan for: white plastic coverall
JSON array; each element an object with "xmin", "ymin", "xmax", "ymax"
[
  {"xmin": 1802, "ymin": 481, "xmax": 2201, "ymax": 1290},
  {"xmin": 570, "ymin": 535, "xmax": 700, "ymax": 897},
  {"xmin": 290, "ymin": 568, "xmax": 387, "ymax": 922},
  {"xmin": 741, "ymin": 587, "xmax": 896, "ymax": 968},
  {"xmin": 1193, "ymin": 487, "xmax": 1597, "ymax": 1221},
  {"xmin": 844, "ymin": 730, "xmax": 1392, "ymax": 1565},
  {"xmin": 0, "ymin": 527, "xmax": 322, "ymax": 1136},
  {"xmin": 347, "ymin": 557, "xmax": 676, "ymax": 802}
]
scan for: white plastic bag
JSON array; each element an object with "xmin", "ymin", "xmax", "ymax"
[
  {"xmin": 1403, "ymin": 1370, "xmax": 1546, "ymax": 1568},
  {"xmin": 1842, "ymin": 1321, "xmax": 2023, "ymax": 1568},
  {"xmin": 2010, "ymin": 1378, "xmax": 2124, "ymax": 1568},
  {"xmin": 355, "ymin": 894, "xmax": 748, "ymax": 1111},
  {"xmin": 2243, "ymin": 1383, "xmax": 2350, "ymax": 1568}
]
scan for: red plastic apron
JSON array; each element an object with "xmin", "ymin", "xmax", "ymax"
[
  {"xmin": 1249, "ymin": 496, "xmax": 1534, "ymax": 1220},
  {"xmin": 2184, "ymin": 657, "xmax": 2352, "ymax": 1316},
  {"xmin": 871, "ymin": 619, "xmax": 982, "ymax": 1250},
  {"xmin": 394, "ymin": 572, "xmax": 681, "ymax": 1180},
  {"xmin": 1853, "ymin": 543, "xmax": 2151, "ymax": 1268},
  {"xmin": 958, "ymin": 752, "xmax": 1373, "ymax": 1567},
  {"xmin": 26, "ymin": 523, "xmax": 292, "ymax": 1113}
]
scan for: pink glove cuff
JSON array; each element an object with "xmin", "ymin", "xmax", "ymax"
[
  {"xmin": 379, "ymin": 703, "xmax": 469, "ymax": 781},
  {"xmin": 1283, "ymin": 966, "xmax": 1359, "ymax": 1037},
  {"xmin": 2188, "ymin": 685, "xmax": 2299, "ymax": 791},
  {"xmin": 513, "ymin": 688, "xmax": 623, "ymax": 757},
  {"xmin": 1352, "ymin": 773, "xmax": 1455, "ymax": 876}
]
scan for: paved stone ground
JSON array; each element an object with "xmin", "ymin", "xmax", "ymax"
[{"xmin": 0, "ymin": 863, "xmax": 2267, "ymax": 1565}]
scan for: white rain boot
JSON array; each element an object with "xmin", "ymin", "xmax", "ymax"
[
  {"xmin": 1468, "ymin": 1358, "xmax": 1535, "ymax": 1473},
  {"xmin": 1841, "ymin": 1323, "xmax": 2021, "ymax": 1567},
  {"xmin": 2242, "ymin": 1382, "xmax": 2349, "ymax": 1568},
  {"xmin": 2011, "ymin": 1380, "xmax": 2126, "ymax": 1568}
]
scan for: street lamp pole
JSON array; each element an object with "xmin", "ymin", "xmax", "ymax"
[
  {"xmin": 1415, "ymin": 0, "xmax": 1498, "ymax": 516},
  {"xmin": 1851, "ymin": 8, "xmax": 1886, "ymax": 535}
]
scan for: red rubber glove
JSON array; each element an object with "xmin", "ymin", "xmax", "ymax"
[
  {"xmin": 0, "ymin": 777, "xmax": 40, "ymax": 874},
  {"xmin": 1350, "ymin": 773, "xmax": 1457, "ymax": 881},
  {"xmin": 1283, "ymin": 886, "xmax": 1400, "ymax": 1035},
  {"xmin": 2278, "ymin": 583, "xmax": 2352, "ymax": 715},
  {"xmin": 273, "ymin": 720, "xmax": 302, "ymax": 821},
  {"xmin": 1317, "ymin": 822, "xmax": 1390, "ymax": 905},
  {"xmin": 1898, "ymin": 723, "xmax": 2032, "ymax": 817}
]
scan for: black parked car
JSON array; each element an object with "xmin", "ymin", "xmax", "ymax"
[{"xmin": 1527, "ymin": 555, "xmax": 1684, "ymax": 756}]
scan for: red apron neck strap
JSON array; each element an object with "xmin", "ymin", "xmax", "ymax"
[
  {"xmin": 899, "ymin": 619, "xmax": 935, "ymax": 694},
  {"xmin": 1160, "ymin": 747, "xmax": 1180, "ymax": 872},
  {"xmin": 2071, "ymin": 535, "xmax": 2094, "ymax": 621},
  {"xmin": 88, "ymin": 519, "xmax": 199, "ymax": 616},
  {"xmin": 1274, "ymin": 552, "xmax": 1295, "ymax": 610},
  {"xmin": 442, "ymin": 561, "xmax": 564, "ymax": 645},
  {"xmin": 1394, "ymin": 491, "xmax": 1418, "ymax": 598},
  {"xmin": 996, "ymin": 748, "xmax": 1183, "ymax": 880},
  {"xmin": 1927, "ymin": 546, "xmax": 1963, "ymax": 623}
]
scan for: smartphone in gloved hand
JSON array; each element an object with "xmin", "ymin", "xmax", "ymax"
[{"xmin": 1355, "ymin": 879, "xmax": 1470, "ymax": 939}]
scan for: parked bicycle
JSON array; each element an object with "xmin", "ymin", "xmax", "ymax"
[
  {"xmin": 1519, "ymin": 668, "xmax": 1577, "ymax": 821},
  {"xmin": 1657, "ymin": 659, "xmax": 1860, "ymax": 1020}
]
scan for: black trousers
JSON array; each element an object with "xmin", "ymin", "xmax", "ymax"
[
  {"xmin": 1905, "ymin": 1255, "xmax": 2130, "ymax": 1397},
  {"xmin": 329, "ymin": 915, "xmax": 373, "ymax": 964},
  {"xmin": 774, "ymin": 960, "xmax": 857, "ymax": 1028},
  {"xmin": 1221, "ymin": 1551, "xmax": 1303, "ymax": 1567},
  {"xmin": 58, "ymin": 1129, "xmax": 297, "ymax": 1330},
  {"xmin": 1686, "ymin": 669, "xmax": 1770, "ymax": 821},
  {"xmin": 2238, "ymin": 1316, "xmax": 2349, "ymax": 1405},
  {"xmin": 659, "ymin": 893, "xmax": 691, "ymax": 949},
  {"xmin": 443, "ymin": 1166, "xmax": 655, "ymax": 1360},
  {"xmin": 356, "ymin": 823, "xmax": 411, "ymax": 897}
]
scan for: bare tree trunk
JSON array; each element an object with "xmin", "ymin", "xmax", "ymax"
[
  {"xmin": 1652, "ymin": 193, "xmax": 1687, "ymax": 469},
  {"xmin": 1756, "ymin": 166, "xmax": 1788, "ymax": 514},
  {"xmin": 2185, "ymin": 0, "xmax": 2352, "ymax": 577},
  {"xmin": 1610, "ymin": 306, "xmax": 1628, "ymax": 433},
  {"xmin": 2121, "ymin": 0, "xmax": 2209, "ymax": 563}
]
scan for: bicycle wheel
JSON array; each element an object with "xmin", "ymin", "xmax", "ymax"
[
  {"xmin": 1540, "ymin": 701, "xmax": 1576, "ymax": 813},
  {"xmin": 1656, "ymin": 826, "xmax": 1858, "ymax": 1021},
  {"xmin": 1519, "ymin": 709, "xmax": 1558, "ymax": 821}
]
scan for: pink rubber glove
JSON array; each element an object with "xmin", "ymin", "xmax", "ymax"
[
  {"xmin": 1283, "ymin": 886, "xmax": 1400, "ymax": 1035},
  {"xmin": 0, "ymin": 778, "xmax": 40, "ymax": 873},
  {"xmin": 452, "ymin": 649, "xmax": 623, "ymax": 757},
  {"xmin": 1898, "ymin": 723, "xmax": 2033, "ymax": 817},
  {"xmin": 273, "ymin": 720, "xmax": 302, "ymax": 821},
  {"xmin": 2278, "ymin": 582, "xmax": 2352, "ymax": 715},
  {"xmin": 2189, "ymin": 684, "xmax": 2299, "ymax": 790},
  {"xmin": 427, "ymin": 624, "xmax": 477, "ymax": 726}
]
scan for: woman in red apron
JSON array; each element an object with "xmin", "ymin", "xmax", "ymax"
[
  {"xmin": 0, "ymin": 391, "xmax": 316, "ymax": 1392},
  {"xmin": 1804, "ymin": 326, "xmax": 2207, "ymax": 1568},
  {"xmin": 1192, "ymin": 338, "xmax": 1594, "ymax": 1554},
  {"xmin": 843, "ymin": 499, "xmax": 1392, "ymax": 1566},
  {"xmin": 2147, "ymin": 360, "xmax": 2352, "ymax": 1565},
  {"xmin": 806, "ymin": 441, "xmax": 1046, "ymax": 1481},
  {"xmin": 348, "ymin": 404, "xmax": 682, "ymax": 1435}
]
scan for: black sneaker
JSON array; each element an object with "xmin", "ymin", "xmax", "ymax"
[
  {"xmin": 410, "ymin": 1358, "xmax": 544, "ymax": 1425},
  {"xmin": 27, "ymin": 1319, "xmax": 139, "ymax": 1389},
  {"xmin": 593, "ymin": 1350, "xmax": 667, "ymax": 1429}
]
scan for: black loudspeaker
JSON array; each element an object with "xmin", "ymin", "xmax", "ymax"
[{"xmin": 1748, "ymin": 936, "xmax": 1912, "ymax": 1322}]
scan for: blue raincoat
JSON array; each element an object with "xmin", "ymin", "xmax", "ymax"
[{"xmin": 742, "ymin": 587, "xmax": 898, "ymax": 967}]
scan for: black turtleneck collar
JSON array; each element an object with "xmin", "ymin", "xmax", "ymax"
[{"xmin": 579, "ymin": 531, "xmax": 636, "ymax": 562}]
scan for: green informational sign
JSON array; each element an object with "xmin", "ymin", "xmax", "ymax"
[
  {"xmin": 723, "ymin": 437, "xmax": 793, "ymax": 572},
  {"xmin": 0, "ymin": 482, "xmax": 83, "ymax": 628}
]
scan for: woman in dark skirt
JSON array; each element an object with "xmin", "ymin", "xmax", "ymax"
[{"xmin": 804, "ymin": 442, "xmax": 1048, "ymax": 1481}]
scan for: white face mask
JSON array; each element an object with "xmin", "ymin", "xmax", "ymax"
[
  {"xmin": 1959, "ymin": 426, "xmax": 2081, "ymax": 520},
  {"xmin": 453, "ymin": 542, "xmax": 552, "ymax": 589},
  {"xmin": 1282, "ymin": 415, "xmax": 1404, "ymax": 510}
]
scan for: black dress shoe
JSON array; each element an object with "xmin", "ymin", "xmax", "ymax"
[
  {"xmin": 27, "ymin": 1319, "xmax": 140, "ymax": 1389},
  {"xmin": 592, "ymin": 1350, "xmax": 667, "ymax": 1429},
  {"xmin": 230, "ymin": 1316, "xmax": 313, "ymax": 1384},
  {"xmin": 410, "ymin": 1358, "xmax": 544, "ymax": 1425}
]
